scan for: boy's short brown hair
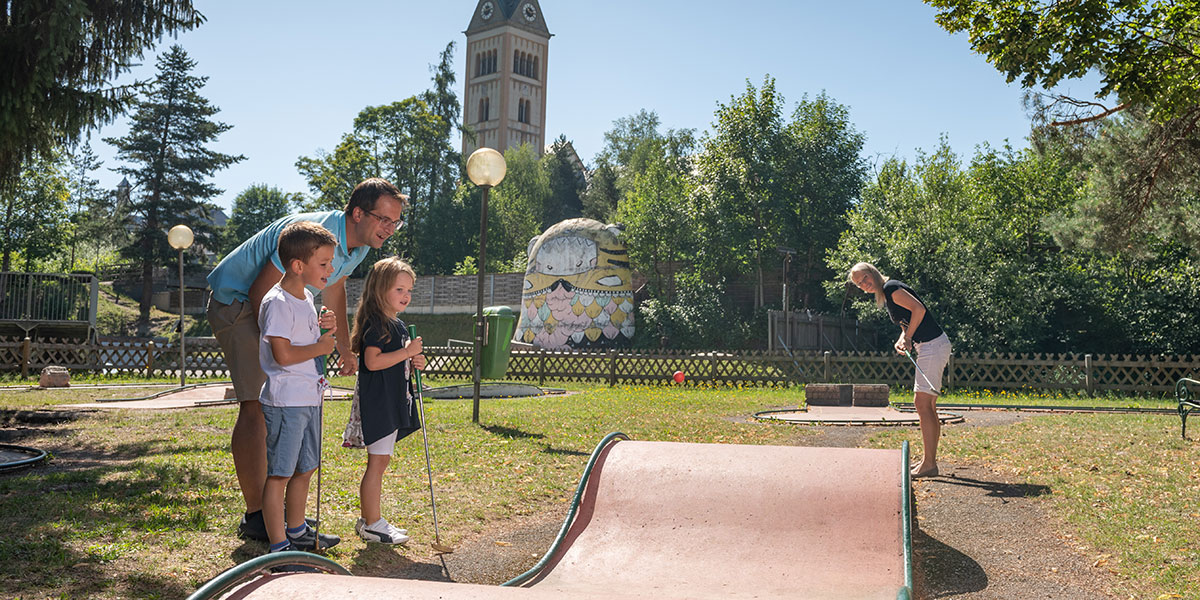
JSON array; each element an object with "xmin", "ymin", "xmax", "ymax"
[{"xmin": 278, "ymin": 221, "xmax": 337, "ymax": 269}]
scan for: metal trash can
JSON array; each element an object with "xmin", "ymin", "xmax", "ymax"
[{"xmin": 477, "ymin": 305, "xmax": 517, "ymax": 379}]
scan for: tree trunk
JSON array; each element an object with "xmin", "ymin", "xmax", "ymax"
[
  {"xmin": 2, "ymin": 193, "xmax": 12, "ymax": 271},
  {"xmin": 138, "ymin": 249, "xmax": 154, "ymax": 336}
]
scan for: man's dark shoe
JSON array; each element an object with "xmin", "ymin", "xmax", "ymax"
[{"xmin": 238, "ymin": 510, "xmax": 269, "ymax": 542}]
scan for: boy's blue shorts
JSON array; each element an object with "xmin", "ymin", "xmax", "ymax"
[{"xmin": 262, "ymin": 404, "xmax": 321, "ymax": 477}]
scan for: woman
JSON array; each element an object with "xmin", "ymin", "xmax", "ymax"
[{"xmin": 849, "ymin": 262, "xmax": 952, "ymax": 478}]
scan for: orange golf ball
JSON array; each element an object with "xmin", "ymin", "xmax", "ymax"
[{"xmin": 673, "ymin": 370, "xmax": 685, "ymax": 383}]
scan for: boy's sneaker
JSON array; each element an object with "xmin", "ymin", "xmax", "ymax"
[
  {"xmin": 356, "ymin": 517, "xmax": 411, "ymax": 545},
  {"xmin": 287, "ymin": 523, "xmax": 341, "ymax": 550}
]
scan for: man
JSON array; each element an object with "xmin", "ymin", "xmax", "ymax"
[{"xmin": 207, "ymin": 178, "xmax": 407, "ymax": 541}]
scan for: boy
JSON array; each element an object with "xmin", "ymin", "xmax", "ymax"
[{"xmin": 257, "ymin": 221, "xmax": 342, "ymax": 553}]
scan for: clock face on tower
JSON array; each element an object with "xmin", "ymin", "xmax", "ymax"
[
  {"xmin": 522, "ymin": 3, "xmax": 537, "ymax": 22},
  {"xmin": 480, "ymin": 1, "xmax": 493, "ymax": 20}
]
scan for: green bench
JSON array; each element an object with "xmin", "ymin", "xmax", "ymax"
[{"xmin": 1177, "ymin": 378, "xmax": 1200, "ymax": 439}]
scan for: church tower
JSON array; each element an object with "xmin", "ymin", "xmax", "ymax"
[{"xmin": 462, "ymin": 0, "xmax": 551, "ymax": 157}]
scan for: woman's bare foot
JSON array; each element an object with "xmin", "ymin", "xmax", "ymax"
[{"xmin": 911, "ymin": 464, "xmax": 939, "ymax": 478}]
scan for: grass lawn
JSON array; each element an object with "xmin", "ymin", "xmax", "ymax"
[{"xmin": 0, "ymin": 379, "xmax": 1194, "ymax": 599}]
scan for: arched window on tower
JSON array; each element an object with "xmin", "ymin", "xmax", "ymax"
[
  {"xmin": 513, "ymin": 50, "xmax": 520, "ymax": 73},
  {"xmin": 532, "ymin": 56, "xmax": 539, "ymax": 80},
  {"xmin": 489, "ymin": 49, "xmax": 497, "ymax": 74},
  {"xmin": 474, "ymin": 53, "xmax": 480, "ymax": 77},
  {"xmin": 517, "ymin": 99, "xmax": 525, "ymax": 124},
  {"xmin": 484, "ymin": 97, "xmax": 490, "ymax": 121}
]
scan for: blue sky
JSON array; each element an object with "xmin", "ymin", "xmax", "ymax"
[{"xmin": 91, "ymin": 1, "xmax": 1099, "ymax": 212}]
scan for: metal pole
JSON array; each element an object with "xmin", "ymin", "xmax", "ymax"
[
  {"xmin": 179, "ymin": 248, "xmax": 186, "ymax": 387},
  {"xmin": 473, "ymin": 185, "xmax": 490, "ymax": 423}
]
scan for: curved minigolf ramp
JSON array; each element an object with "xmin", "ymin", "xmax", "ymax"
[
  {"xmin": 514, "ymin": 440, "xmax": 911, "ymax": 599},
  {"xmin": 201, "ymin": 440, "xmax": 912, "ymax": 600}
]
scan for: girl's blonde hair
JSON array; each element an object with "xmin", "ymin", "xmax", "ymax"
[
  {"xmin": 849, "ymin": 262, "xmax": 888, "ymax": 308},
  {"xmin": 351, "ymin": 257, "xmax": 417, "ymax": 353}
]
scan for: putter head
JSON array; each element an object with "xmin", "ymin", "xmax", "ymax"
[{"xmin": 431, "ymin": 542, "xmax": 455, "ymax": 554}]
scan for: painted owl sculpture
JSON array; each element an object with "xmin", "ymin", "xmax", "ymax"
[{"xmin": 515, "ymin": 218, "xmax": 635, "ymax": 350}]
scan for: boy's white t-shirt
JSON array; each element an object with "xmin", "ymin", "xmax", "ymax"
[{"xmin": 257, "ymin": 283, "xmax": 325, "ymax": 407}]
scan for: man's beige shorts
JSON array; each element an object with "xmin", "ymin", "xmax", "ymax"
[{"xmin": 208, "ymin": 296, "xmax": 266, "ymax": 403}]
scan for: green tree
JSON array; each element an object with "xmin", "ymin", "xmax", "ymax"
[
  {"xmin": 615, "ymin": 137, "xmax": 695, "ymax": 302},
  {"xmin": 693, "ymin": 78, "xmax": 865, "ymax": 312},
  {"xmin": 694, "ymin": 77, "xmax": 790, "ymax": 309},
  {"xmin": 296, "ymin": 43, "xmax": 463, "ymax": 273},
  {"xmin": 927, "ymin": 0, "xmax": 1200, "ymax": 122},
  {"xmin": 104, "ymin": 45, "xmax": 244, "ymax": 334},
  {"xmin": 0, "ymin": 1, "xmax": 202, "ymax": 201},
  {"xmin": 487, "ymin": 143, "xmax": 550, "ymax": 270},
  {"xmin": 1041, "ymin": 107, "xmax": 1200, "ymax": 256},
  {"xmin": 596, "ymin": 110, "xmax": 695, "ymax": 199},
  {"xmin": 826, "ymin": 140, "xmax": 1150, "ymax": 353},
  {"xmin": 351, "ymin": 97, "xmax": 445, "ymax": 264},
  {"xmin": 295, "ymin": 135, "xmax": 375, "ymax": 211},
  {"xmin": 926, "ymin": 0, "xmax": 1200, "ymax": 250},
  {"xmin": 418, "ymin": 42, "xmax": 464, "ymax": 214},
  {"xmin": 1, "ymin": 151, "xmax": 71, "ymax": 271},
  {"xmin": 541, "ymin": 135, "xmax": 585, "ymax": 229},
  {"xmin": 422, "ymin": 177, "xmax": 479, "ymax": 275},
  {"xmin": 581, "ymin": 160, "xmax": 620, "ymax": 221},
  {"xmin": 223, "ymin": 184, "xmax": 298, "ymax": 256},
  {"xmin": 778, "ymin": 92, "xmax": 867, "ymax": 309}
]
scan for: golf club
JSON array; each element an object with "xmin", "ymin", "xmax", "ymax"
[
  {"xmin": 312, "ymin": 309, "xmax": 331, "ymax": 552},
  {"xmin": 903, "ymin": 349, "xmax": 939, "ymax": 395},
  {"xmin": 409, "ymin": 325, "xmax": 454, "ymax": 554}
]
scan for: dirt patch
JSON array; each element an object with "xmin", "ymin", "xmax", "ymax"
[{"xmin": 912, "ymin": 462, "xmax": 1119, "ymax": 599}]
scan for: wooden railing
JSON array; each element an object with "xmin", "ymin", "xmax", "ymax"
[{"xmin": 1, "ymin": 336, "xmax": 1195, "ymax": 395}]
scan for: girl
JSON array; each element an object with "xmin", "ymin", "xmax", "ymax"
[
  {"xmin": 348, "ymin": 257, "xmax": 426, "ymax": 544},
  {"xmin": 849, "ymin": 262, "xmax": 952, "ymax": 478}
]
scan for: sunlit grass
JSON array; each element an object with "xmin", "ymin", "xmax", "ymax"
[{"xmin": 0, "ymin": 382, "xmax": 1192, "ymax": 598}]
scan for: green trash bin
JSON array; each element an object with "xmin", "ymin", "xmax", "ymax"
[{"xmin": 477, "ymin": 305, "xmax": 517, "ymax": 379}]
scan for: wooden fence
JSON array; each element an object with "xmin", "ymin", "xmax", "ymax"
[{"xmin": 3, "ymin": 336, "xmax": 1197, "ymax": 395}]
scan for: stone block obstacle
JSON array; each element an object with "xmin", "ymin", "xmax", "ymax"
[
  {"xmin": 804, "ymin": 383, "xmax": 890, "ymax": 407},
  {"xmin": 38, "ymin": 365, "xmax": 70, "ymax": 388},
  {"xmin": 753, "ymin": 383, "xmax": 962, "ymax": 425}
]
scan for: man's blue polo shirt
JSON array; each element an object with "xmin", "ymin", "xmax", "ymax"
[{"xmin": 207, "ymin": 210, "xmax": 368, "ymax": 305}]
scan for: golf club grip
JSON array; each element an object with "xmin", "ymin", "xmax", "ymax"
[
  {"xmin": 318, "ymin": 307, "xmax": 331, "ymax": 378},
  {"xmin": 408, "ymin": 325, "xmax": 423, "ymax": 391}
]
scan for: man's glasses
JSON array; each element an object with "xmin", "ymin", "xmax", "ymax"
[{"xmin": 364, "ymin": 209, "xmax": 405, "ymax": 230}]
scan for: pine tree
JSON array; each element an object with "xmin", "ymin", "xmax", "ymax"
[
  {"xmin": 0, "ymin": 1, "xmax": 202, "ymax": 202},
  {"xmin": 104, "ymin": 45, "xmax": 244, "ymax": 334}
]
